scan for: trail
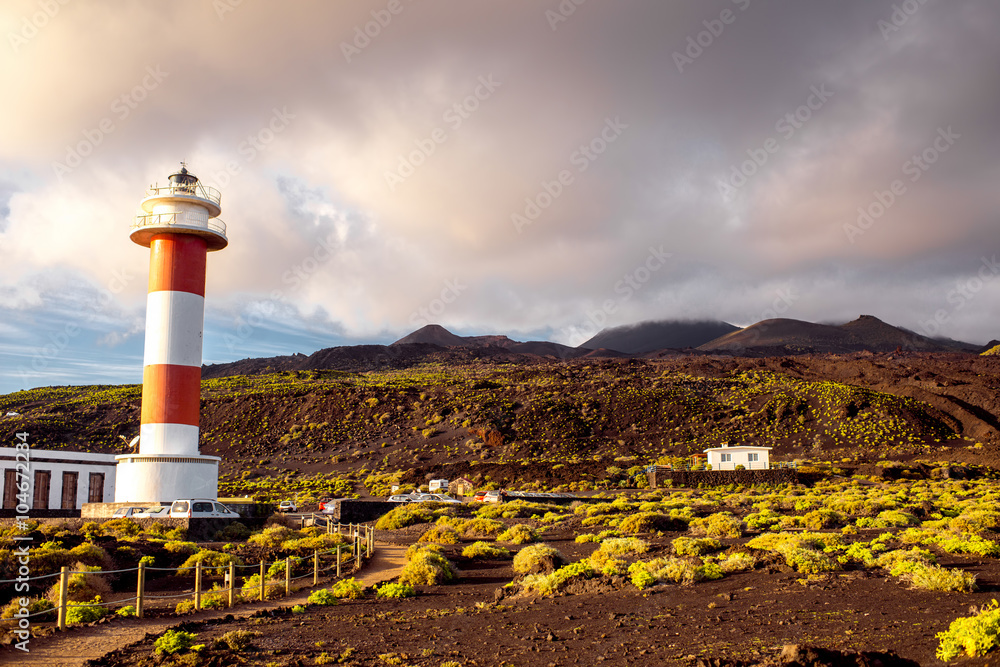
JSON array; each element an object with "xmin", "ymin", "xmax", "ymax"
[{"xmin": 2, "ymin": 543, "xmax": 407, "ymax": 667}]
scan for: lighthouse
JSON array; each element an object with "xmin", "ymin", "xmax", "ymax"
[{"xmin": 114, "ymin": 164, "xmax": 226, "ymax": 502}]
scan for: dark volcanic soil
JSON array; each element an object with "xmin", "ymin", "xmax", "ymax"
[{"xmin": 87, "ymin": 524, "xmax": 1000, "ymax": 667}]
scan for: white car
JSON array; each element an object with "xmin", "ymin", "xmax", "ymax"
[
  {"xmin": 419, "ymin": 493, "xmax": 462, "ymax": 504},
  {"xmin": 169, "ymin": 499, "xmax": 239, "ymax": 519},
  {"xmin": 112, "ymin": 506, "xmax": 148, "ymax": 518},
  {"xmin": 388, "ymin": 495, "xmax": 413, "ymax": 503},
  {"xmin": 277, "ymin": 500, "xmax": 297, "ymax": 513},
  {"xmin": 134, "ymin": 506, "xmax": 168, "ymax": 519}
]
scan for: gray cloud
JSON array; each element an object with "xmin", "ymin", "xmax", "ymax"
[{"xmin": 1, "ymin": 0, "xmax": 999, "ymax": 391}]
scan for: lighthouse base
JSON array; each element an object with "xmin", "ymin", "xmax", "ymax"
[{"xmin": 113, "ymin": 453, "xmax": 220, "ymax": 503}]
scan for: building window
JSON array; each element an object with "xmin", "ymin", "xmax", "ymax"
[
  {"xmin": 88, "ymin": 473, "xmax": 105, "ymax": 504},
  {"xmin": 721, "ymin": 453, "xmax": 732, "ymax": 463},
  {"xmin": 748, "ymin": 453, "xmax": 759, "ymax": 462},
  {"xmin": 61, "ymin": 471, "xmax": 79, "ymax": 510},
  {"xmin": 2, "ymin": 470, "xmax": 17, "ymax": 509},
  {"xmin": 33, "ymin": 470, "xmax": 51, "ymax": 510}
]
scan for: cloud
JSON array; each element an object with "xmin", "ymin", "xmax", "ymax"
[{"xmin": 1, "ymin": 0, "xmax": 1000, "ymax": 392}]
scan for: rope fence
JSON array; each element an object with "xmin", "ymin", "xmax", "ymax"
[{"xmin": 2, "ymin": 522, "xmax": 376, "ymax": 631}]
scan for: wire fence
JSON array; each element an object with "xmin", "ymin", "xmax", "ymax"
[{"xmin": 2, "ymin": 521, "xmax": 375, "ymax": 631}]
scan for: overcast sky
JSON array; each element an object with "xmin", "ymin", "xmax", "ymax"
[{"xmin": 1, "ymin": 0, "xmax": 999, "ymax": 393}]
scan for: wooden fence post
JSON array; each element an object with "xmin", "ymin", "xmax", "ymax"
[
  {"xmin": 326, "ymin": 517, "xmax": 331, "ymax": 535},
  {"xmin": 259, "ymin": 561, "xmax": 265, "ymax": 601},
  {"xmin": 285, "ymin": 559, "xmax": 291, "ymax": 596},
  {"xmin": 336, "ymin": 545, "xmax": 341, "ymax": 578},
  {"xmin": 228, "ymin": 562, "xmax": 235, "ymax": 608},
  {"xmin": 355, "ymin": 536, "xmax": 361, "ymax": 568},
  {"xmin": 136, "ymin": 561, "xmax": 146, "ymax": 619},
  {"xmin": 194, "ymin": 561, "xmax": 202, "ymax": 610},
  {"xmin": 313, "ymin": 550, "xmax": 319, "ymax": 586},
  {"xmin": 57, "ymin": 566, "xmax": 68, "ymax": 631}
]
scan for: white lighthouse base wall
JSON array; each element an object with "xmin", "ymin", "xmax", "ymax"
[{"xmin": 113, "ymin": 454, "xmax": 220, "ymax": 503}]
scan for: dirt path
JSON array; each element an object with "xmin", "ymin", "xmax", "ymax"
[{"xmin": 2, "ymin": 543, "xmax": 407, "ymax": 667}]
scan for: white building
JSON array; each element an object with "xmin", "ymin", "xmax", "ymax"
[
  {"xmin": 0, "ymin": 448, "xmax": 117, "ymax": 511},
  {"xmin": 703, "ymin": 443, "xmax": 771, "ymax": 471}
]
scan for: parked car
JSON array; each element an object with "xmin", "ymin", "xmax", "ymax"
[
  {"xmin": 277, "ymin": 500, "xmax": 297, "ymax": 513},
  {"xmin": 318, "ymin": 498, "xmax": 335, "ymax": 512},
  {"xmin": 388, "ymin": 495, "xmax": 413, "ymax": 503},
  {"xmin": 320, "ymin": 501, "xmax": 340, "ymax": 515},
  {"xmin": 134, "ymin": 506, "xmax": 168, "ymax": 519},
  {"xmin": 472, "ymin": 491, "xmax": 487, "ymax": 502},
  {"xmin": 112, "ymin": 506, "xmax": 148, "ymax": 518},
  {"xmin": 482, "ymin": 490, "xmax": 508, "ymax": 504},
  {"xmin": 168, "ymin": 499, "xmax": 239, "ymax": 518}
]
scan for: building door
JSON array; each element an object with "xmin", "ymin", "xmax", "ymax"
[
  {"xmin": 33, "ymin": 470, "xmax": 51, "ymax": 510},
  {"xmin": 2, "ymin": 470, "xmax": 17, "ymax": 509},
  {"xmin": 88, "ymin": 473, "xmax": 105, "ymax": 503},
  {"xmin": 61, "ymin": 471, "xmax": 79, "ymax": 510}
]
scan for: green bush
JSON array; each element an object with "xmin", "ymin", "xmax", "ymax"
[
  {"xmin": 904, "ymin": 563, "xmax": 977, "ymax": 593},
  {"xmin": 512, "ymin": 544, "xmax": 564, "ymax": 575},
  {"xmin": 689, "ymin": 512, "xmax": 743, "ymax": 538},
  {"xmin": 375, "ymin": 505, "xmax": 438, "ymax": 530},
  {"xmin": 65, "ymin": 596, "xmax": 108, "ymax": 624},
  {"xmin": 715, "ymin": 552, "xmax": 757, "ymax": 573},
  {"xmin": 163, "ymin": 541, "xmax": 198, "ymax": 555},
  {"xmin": 376, "ymin": 582, "xmax": 416, "ymax": 599},
  {"xmin": 214, "ymin": 521, "xmax": 252, "ymax": 542},
  {"xmin": 155, "ymin": 629, "xmax": 197, "ymax": 655},
  {"xmin": 247, "ymin": 525, "xmax": 296, "ymax": 549},
  {"xmin": 618, "ymin": 512, "xmax": 683, "ymax": 535},
  {"xmin": 627, "ymin": 557, "xmax": 723, "ymax": 588},
  {"xmin": 521, "ymin": 561, "xmax": 595, "ymax": 596},
  {"xmin": 175, "ymin": 550, "xmax": 242, "ymax": 575},
  {"xmin": 461, "ymin": 541, "xmax": 510, "ymax": 560},
  {"xmin": 331, "ymin": 577, "xmax": 364, "ymax": 599},
  {"xmin": 419, "ymin": 525, "xmax": 460, "ymax": 544},
  {"xmin": 102, "ymin": 518, "xmax": 143, "ymax": 538},
  {"xmin": 220, "ymin": 630, "xmax": 260, "ymax": 651},
  {"xmin": 937, "ymin": 599, "xmax": 1000, "ymax": 660},
  {"xmin": 802, "ymin": 509, "xmax": 845, "ymax": 530},
  {"xmin": 1, "ymin": 596, "xmax": 54, "ymax": 619},
  {"xmin": 497, "ymin": 524, "xmax": 539, "ymax": 545},
  {"xmin": 398, "ymin": 549, "xmax": 458, "ymax": 586},
  {"xmin": 307, "ymin": 588, "xmax": 340, "ymax": 606},
  {"xmin": 672, "ymin": 537, "xmax": 721, "ymax": 557}
]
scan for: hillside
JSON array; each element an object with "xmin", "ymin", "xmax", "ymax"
[
  {"xmin": 4, "ymin": 354, "xmax": 1000, "ymax": 502},
  {"xmin": 580, "ymin": 319, "xmax": 738, "ymax": 354},
  {"xmin": 699, "ymin": 315, "xmax": 977, "ymax": 355}
]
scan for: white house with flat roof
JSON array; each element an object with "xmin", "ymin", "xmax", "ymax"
[
  {"xmin": 0, "ymin": 448, "xmax": 117, "ymax": 511},
  {"xmin": 703, "ymin": 443, "xmax": 771, "ymax": 471}
]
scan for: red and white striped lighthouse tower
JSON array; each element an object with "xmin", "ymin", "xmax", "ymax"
[{"xmin": 115, "ymin": 164, "xmax": 226, "ymax": 502}]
